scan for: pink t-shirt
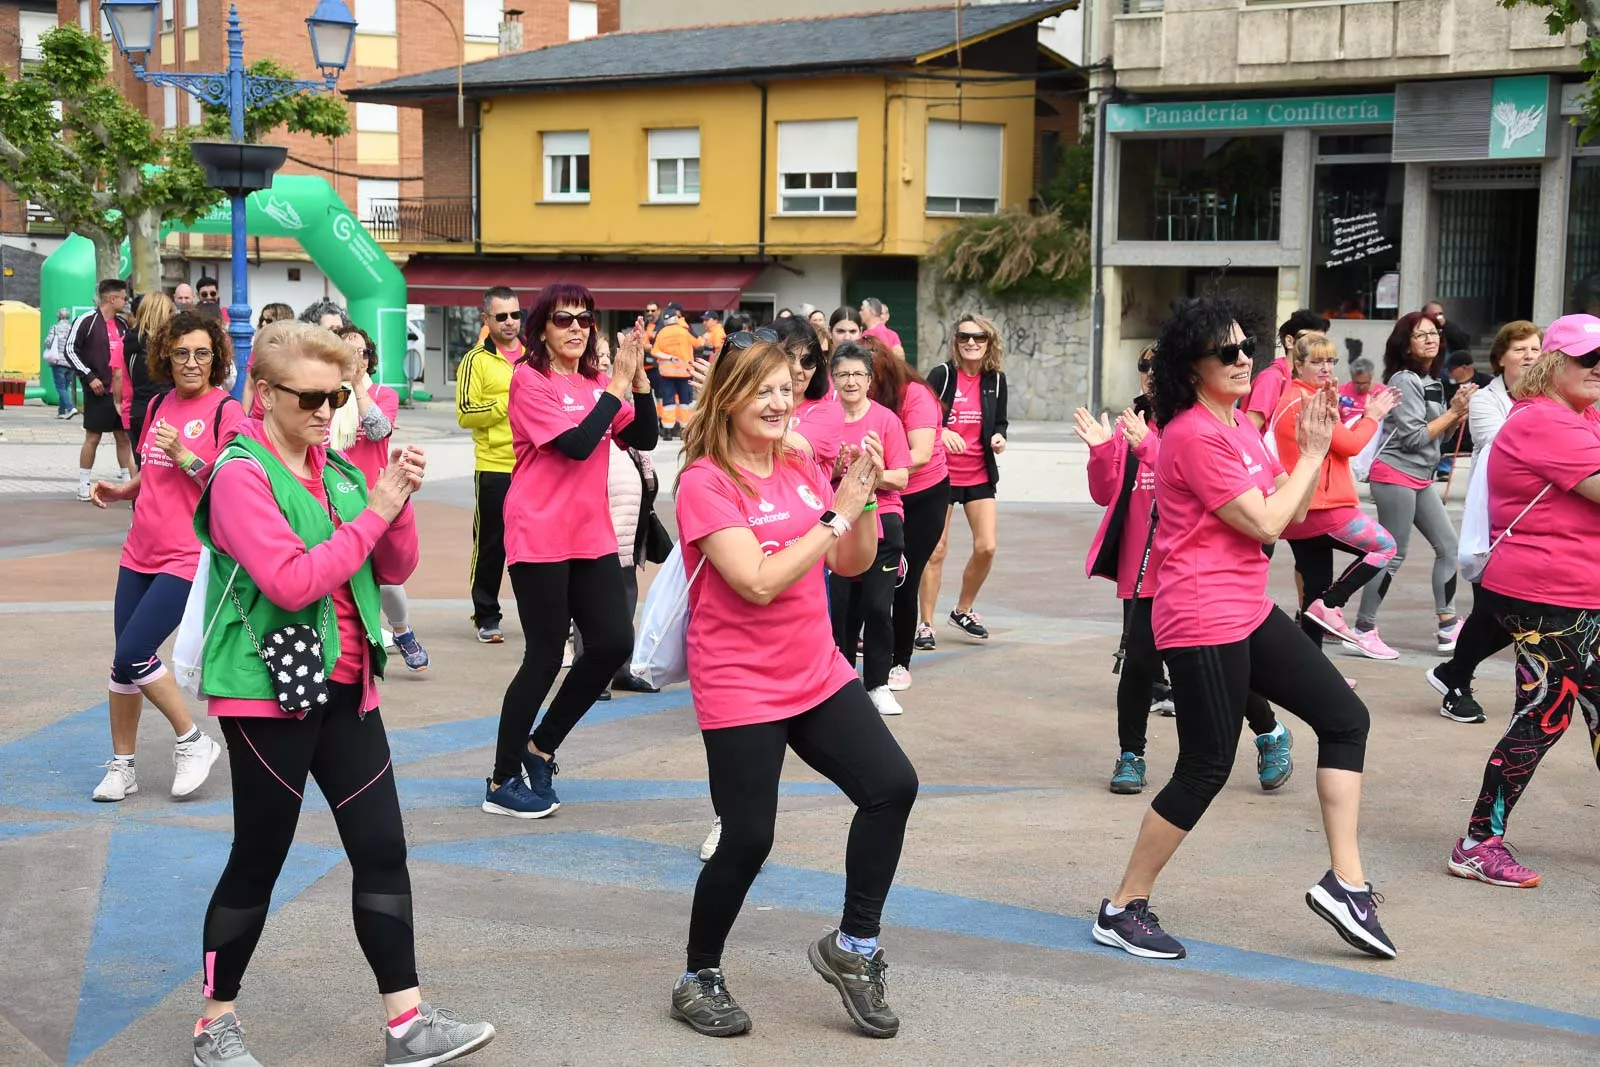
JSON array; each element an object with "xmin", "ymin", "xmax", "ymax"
[
  {"xmin": 1482, "ymin": 397, "xmax": 1600, "ymax": 610},
  {"xmin": 842, "ymin": 399, "xmax": 911, "ymax": 521},
  {"xmin": 792, "ymin": 393, "xmax": 845, "ymax": 475},
  {"xmin": 945, "ymin": 369, "xmax": 987, "ymax": 487},
  {"xmin": 1368, "ymin": 460, "xmax": 1433, "ymax": 490},
  {"xmin": 108, "ymin": 322, "xmax": 132, "ymax": 428},
  {"xmin": 505, "ymin": 364, "xmax": 635, "ymax": 564},
  {"xmin": 1337, "ymin": 381, "xmax": 1371, "ymax": 419},
  {"xmin": 1151, "ymin": 404, "xmax": 1285, "ymax": 650},
  {"xmin": 123, "ymin": 390, "xmax": 246, "ymax": 580},
  {"xmin": 1245, "ymin": 358, "xmax": 1289, "ymax": 431},
  {"xmin": 901, "ymin": 381, "xmax": 948, "ymax": 494},
  {"xmin": 863, "ymin": 322, "xmax": 902, "ymax": 351},
  {"xmin": 676, "ymin": 455, "xmax": 857, "ymax": 730},
  {"xmin": 339, "ymin": 384, "xmax": 400, "ymax": 488}
]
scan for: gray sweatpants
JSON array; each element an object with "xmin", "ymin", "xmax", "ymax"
[{"xmin": 1356, "ymin": 481, "xmax": 1459, "ymax": 630}]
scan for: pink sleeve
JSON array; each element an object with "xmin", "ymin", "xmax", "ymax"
[
  {"xmin": 878, "ymin": 408, "xmax": 911, "ymax": 472},
  {"xmin": 216, "ymin": 399, "xmax": 248, "ymax": 447},
  {"xmin": 1520, "ymin": 407, "xmax": 1600, "ymax": 491},
  {"xmin": 1245, "ymin": 366, "xmax": 1283, "ymax": 421},
  {"xmin": 799, "ymin": 402, "xmax": 844, "ymax": 472},
  {"xmin": 376, "ymin": 385, "xmax": 400, "ymax": 428},
  {"xmin": 1085, "ymin": 439, "xmax": 1124, "ymax": 507},
  {"xmin": 509, "ymin": 367, "xmax": 573, "ymax": 449},
  {"xmin": 209, "ymin": 458, "xmax": 392, "ymax": 612},
  {"xmin": 1186, "ymin": 427, "xmax": 1259, "ymax": 512},
  {"xmin": 370, "ymin": 500, "xmax": 420, "ymax": 586},
  {"xmin": 1132, "ymin": 428, "xmax": 1161, "ymax": 468},
  {"xmin": 675, "ymin": 465, "xmax": 749, "ymax": 544},
  {"xmin": 901, "ymin": 384, "xmax": 941, "ymax": 432}
]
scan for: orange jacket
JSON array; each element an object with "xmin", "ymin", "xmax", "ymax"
[
  {"xmin": 700, "ymin": 321, "xmax": 725, "ymax": 356},
  {"xmin": 1270, "ymin": 377, "xmax": 1380, "ymax": 510},
  {"xmin": 651, "ymin": 320, "xmax": 697, "ymax": 378}
]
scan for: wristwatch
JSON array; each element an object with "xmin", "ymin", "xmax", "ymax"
[
  {"xmin": 819, "ymin": 510, "xmax": 851, "ymax": 538},
  {"xmin": 183, "ymin": 455, "xmax": 206, "ymax": 475}
]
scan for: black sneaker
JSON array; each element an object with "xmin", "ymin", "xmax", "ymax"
[
  {"xmin": 1091, "ymin": 898, "xmax": 1185, "ymax": 959},
  {"xmin": 1426, "ymin": 665, "xmax": 1486, "ymax": 724},
  {"xmin": 670, "ymin": 968, "xmax": 752, "ymax": 1037},
  {"xmin": 1305, "ymin": 870, "xmax": 1397, "ymax": 959},
  {"xmin": 913, "ymin": 621, "xmax": 936, "ymax": 650},
  {"xmin": 948, "ymin": 609, "xmax": 989, "ymax": 639},
  {"xmin": 808, "ymin": 932, "xmax": 899, "ymax": 1038}
]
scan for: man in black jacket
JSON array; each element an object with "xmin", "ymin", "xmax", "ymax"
[{"xmin": 66, "ymin": 278, "xmax": 134, "ymax": 500}]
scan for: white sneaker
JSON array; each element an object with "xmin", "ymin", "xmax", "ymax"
[
  {"xmin": 171, "ymin": 733, "xmax": 221, "ymax": 798},
  {"xmin": 868, "ymin": 686, "xmax": 904, "ymax": 716},
  {"xmin": 76, "ymin": 482, "xmax": 92, "ymax": 502},
  {"xmin": 92, "ymin": 758, "xmax": 137, "ymax": 802},
  {"xmin": 699, "ymin": 817, "xmax": 722, "ymax": 862},
  {"xmin": 886, "ymin": 665, "xmax": 912, "ymax": 692}
]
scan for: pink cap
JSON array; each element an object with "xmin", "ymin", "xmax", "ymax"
[{"xmin": 1541, "ymin": 314, "xmax": 1600, "ymax": 357}]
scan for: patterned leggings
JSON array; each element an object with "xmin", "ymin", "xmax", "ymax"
[
  {"xmin": 1289, "ymin": 508, "xmax": 1397, "ymax": 647},
  {"xmin": 1466, "ymin": 601, "xmax": 1600, "ymax": 841}
]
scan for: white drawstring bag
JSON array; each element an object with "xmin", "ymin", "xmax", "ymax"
[
  {"xmin": 173, "ymin": 548, "xmax": 240, "ymax": 697},
  {"xmin": 1350, "ymin": 426, "xmax": 1391, "ymax": 482},
  {"xmin": 629, "ymin": 543, "xmax": 705, "ymax": 690}
]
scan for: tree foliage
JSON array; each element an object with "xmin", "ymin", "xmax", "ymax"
[
  {"xmin": 1499, "ymin": 0, "xmax": 1600, "ymax": 141},
  {"xmin": 198, "ymin": 59, "xmax": 349, "ymax": 144},
  {"xmin": 929, "ymin": 208, "xmax": 1091, "ymax": 303}
]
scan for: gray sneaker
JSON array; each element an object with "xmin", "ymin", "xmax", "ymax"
[
  {"xmin": 807, "ymin": 931, "xmax": 899, "ymax": 1038},
  {"xmin": 383, "ymin": 1003, "xmax": 495, "ymax": 1067},
  {"xmin": 193, "ymin": 1013, "xmax": 263, "ymax": 1066},
  {"xmin": 670, "ymin": 968, "xmax": 752, "ymax": 1037}
]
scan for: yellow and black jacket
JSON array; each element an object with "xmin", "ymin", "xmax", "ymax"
[{"xmin": 455, "ymin": 338, "xmax": 516, "ymax": 473}]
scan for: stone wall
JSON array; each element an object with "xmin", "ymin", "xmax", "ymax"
[{"xmin": 915, "ymin": 271, "xmax": 1092, "ymax": 421}]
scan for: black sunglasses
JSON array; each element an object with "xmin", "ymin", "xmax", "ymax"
[
  {"xmin": 1205, "ymin": 336, "xmax": 1258, "ymax": 363},
  {"xmin": 550, "ymin": 310, "xmax": 594, "ymax": 329},
  {"xmin": 1137, "ymin": 357, "xmax": 1153, "ymax": 374},
  {"xmin": 490, "ymin": 310, "xmax": 523, "ymax": 322},
  {"xmin": 729, "ymin": 327, "xmax": 780, "ymax": 350},
  {"xmin": 956, "ymin": 331, "xmax": 988, "ymax": 343},
  {"xmin": 273, "ymin": 383, "xmax": 351, "ymax": 411},
  {"xmin": 1577, "ymin": 351, "xmax": 1600, "ymax": 369}
]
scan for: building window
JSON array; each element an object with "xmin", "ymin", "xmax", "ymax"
[
  {"xmin": 1118, "ymin": 0, "xmax": 1163, "ymax": 12},
  {"xmin": 648, "ymin": 128, "xmax": 700, "ymax": 203},
  {"xmin": 1312, "ymin": 134, "xmax": 1402, "ymax": 322},
  {"xmin": 187, "ymin": 93, "xmax": 201, "ymax": 127},
  {"xmin": 776, "ymin": 119, "xmax": 858, "ymax": 215},
  {"xmin": 543, "ymin": 130, "xmax": 590, "ymax": 201},
  {"xmin": 1116, "ymin": 135, "xmax": 1283, "ymax": 242},
  {"xmin": 78, "ymin": 1, "xmax": 90, "ymax": 31},
  {"xmin": 925, "ymin": 120, "xmax": 1002, "ymax": 215},
  {"xmin": 163, "ymin": 86, "xmax": 177, "ymax": 130},
  {"xmin": 356, "ymin": 102, "xmax": 400, "ymax": 132},
  {"xmin": 355, "ymin": 0, "xmax": 396, "ymax": 34},
  {"xmin": 569, "ymin": 0, "xmax": 598, "ymax": 40},
  {"xmin": 463, "ymin": 0, "xmax": 501, "ymax": 41},
  {"xmin": 1567, "ymin": 144, "xmax": 1600, "ymax": 314},
  {"xmin": 183, "ymin": 0, "xmax": 198, "ymax": 29},
  {"xmin": 358, "ymin": 178, "xmax": 400, "ymax": 227},
  {"xmin": 19, "ymin": 11, "xmax": 55, "ymax": 62},
  {"xmin": 161, "ymin": 0, "xmax": 173, "ymax": 30}
]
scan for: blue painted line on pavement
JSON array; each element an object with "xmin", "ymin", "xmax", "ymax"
[
  {"xmin": 410, "ymin": 831, "xmax": 1600, "ymax": 1040},
  {"xmin": 0, "ymin": 819, "xmax": 77, "ymax": 843}
]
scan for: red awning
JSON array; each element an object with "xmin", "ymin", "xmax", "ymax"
[{"xmin": 402, "ymin": 259, "xmax": 763, "ymax": 311}]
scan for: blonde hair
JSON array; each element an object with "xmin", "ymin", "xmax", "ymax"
[
  {"xmin": 679, "ymin": 340, "xmax": 801, "ymax": 498},
  {"xmin": 250, "ymin": 321, "xmax": 358, "ymax": 385},
  {"xmin": 133, "ymin": 292, "xmax": 174, "ymax": 341},
  {"xmin": 949, "ymin": 313, "xmax": 1004, "ymax": 372},
  {"xmin": 1292, "ymin": 332, "xmax": 1337, "ymax": 367},
  {"xmin": 1512, "ymin": 349, "xmax": 1575, "ymax": 402}
]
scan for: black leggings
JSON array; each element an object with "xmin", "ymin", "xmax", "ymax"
[
  {"xmin": 1441, "ymin": 583, "xmax": 1514, "ymax": 689},
  {"xmin": 1153, "ymin": 607, "xmax": 1369, "ymax": 831},
  {"xmin": 1289, "ymin": 537, "xmax": 1378, "ymax": 647},
  {"xmin": 1117, "ymin": 597, "xmax": 1277, "ymax": 757},
  {"xmin": 893, "ymin": 480, "xmax": 951, "ymax": 669},
  {"xmin": 202, "ymin": 683, "xmax": 415, "ymax": 1002},
  {"xmin": 830, "ymin": 513, "xmax": 905, "ymax": 691},
  {"xmin": 687, "ymin": 681, "xmax": 919, "ymax": 972},
  {"xmin": 496, "ymin": 555, "xmax": 632, "ymax": 781}
]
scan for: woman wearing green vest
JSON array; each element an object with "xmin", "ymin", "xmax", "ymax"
[{"xmin": 190, "ymin": 322, "xmax": 495, "ymax": 1067}]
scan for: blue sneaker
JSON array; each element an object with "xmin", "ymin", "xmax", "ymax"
[
  {"xmin": 520, "ymin": 750, "xmax": 562, "ymax": 811},
  {"xmin": 393, "ymin": 627, "xmax": 429, "ymax": 672},
  {"xmin": 1255, "ymin": 723, "xmax": 1293, "ymax": 791},
  {"xmin": 1109, "ymin": 752, "xmax": 1146, "ymax": 795},
  {"xmin": 482, "ymin": 776, "xmax": 556, "ymax": 819},
  {"xmin": 1092, "ymin": 898, "xmax": 1185, "ymax": 959}
]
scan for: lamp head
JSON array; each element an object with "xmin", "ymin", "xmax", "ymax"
[
  {"xmin": 306, "ymin": 0, "xmax": 357, "ymax": 75},
  {"xmin": 101, "ymin": 0, "xmax": 161, "ymax": 61}
]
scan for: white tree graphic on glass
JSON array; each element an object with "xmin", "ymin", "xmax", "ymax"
[{"xmin": 1492, "ymin": 101, "xmax": 1546, "ymax": 149}]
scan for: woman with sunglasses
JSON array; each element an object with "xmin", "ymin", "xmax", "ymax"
[
  {"xmin": 86, "ymin": 312, "xmax": 242, "ymax": 804},
  {"xmin": 1348, "ymin": 311, "xmax": 1475, "ymax": 659},
  {"xmin": 1445, "ymin": 315, "xmax": 1600, "ymax": 890},
  {"xmin": 669, "ymin": 337, "xmax": 917, "ymax": 1040},
  {"xmin": 920, "ymin": 315, "xmax": 1008, "ymax": 647},
  {"xmin": 1270, "ymin": 334, "xmax": 1401, "ymax": 656},
  {"xmin": 829, "ymin": 341, "xmax": 912, "ymax": 717},
  {"xmin": 1092, "ymin": 298, "xmax": 1395, "ymax": 963},
  {"xmin": 483, "ymin": 284, "xmax": 658, "ymax": 819},
  {"xmin": 191, "ymin": 321, "xmax": 495, "ymax": 1067}
]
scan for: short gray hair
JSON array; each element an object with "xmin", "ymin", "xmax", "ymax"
[
  {"xmin": 298, "ymin": 299, "xmax": 350, "ymax": 330},
  {"xmin": 862, "ymin": 297, "xmax": 888, "ymax": 318},
  {"xmin": 1349, "ymin": 356, "xmax": 1375, "ymax": 376}
]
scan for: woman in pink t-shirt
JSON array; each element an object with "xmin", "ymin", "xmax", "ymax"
[
  {"xmin": 86, "ymin": 312, "xmax": 242, "ymax": 805},
  {"xmin": 670, "ymin": 338, "xmax": 917, "ymax": 1040},
  {"xmin": 1447, "ymin": 316, "xmax": 1600, "ymax": 891},
  {"xmin": 483, "ymin": 284, "xmax": 659, "ymax": 820},
  {"xmin": 1092, "ymin": 298, "xmax": 1396, "ymax": 965},
  {"xmin": 827, "ymin": 341, "xmax": 912, "ymax": 716}
]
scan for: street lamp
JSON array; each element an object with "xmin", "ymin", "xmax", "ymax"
[{"xmin": 100, "ymin": 0, "xmax": 357, "ymax": 397}]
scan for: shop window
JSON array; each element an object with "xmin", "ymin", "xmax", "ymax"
[
  {"xmin": 1566, "ymin": 153, "xmax": 1600, "ymax": 315},
  {"xmin": 1311, "ymin": 161, "xmax": 1404, "ymax": 322},
  {"xmin": 1116, "ymin": 136, "xmax": 1282, "ymax": 242}
]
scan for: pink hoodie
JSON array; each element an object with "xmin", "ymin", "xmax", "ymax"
[
  {"xmin": 1084, "ymin": 429, "xmax": 1161, "ymax": 600},
  {"xmin": 206, "ymin": 419, "xmax": 419, "ymax": 717}
]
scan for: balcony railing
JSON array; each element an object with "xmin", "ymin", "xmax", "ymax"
[
  {"xmin": 1118, "ymin": 0, "xmax": 1163, "ymax": 12},
  {"xmin": 364, "ymin": 197, "xmax": 476, "ymax": 244}
]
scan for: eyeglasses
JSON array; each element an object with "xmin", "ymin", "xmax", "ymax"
[
  {"xmin": 171, "ymin": 348, "xmax": 214, "ymax": 366},
  {"xmin": 1137, "ymin": 358, "xmax": 1153, "ymax": 374},
  {"xmin": 1412, "ymin": 330, "xmax": 1440, "ymax": 341},
  {"xmin": 833, "ymin": 370, "xmax": 871, "ymax": 381},
  {"xmin": 549, "ymin": 310, "xmax": 594, "ymax": 329},
  {"xmin": 1204, "ymin": 336, "xmax": 1257, "ymax": 363},
  {"xmin": 1305, "ymin": 358, "xmax": 1340, "ymax": 368},
  {"xmin": 491, "ymin": 310, "xmax": 523, "ymax": 323},
  {"xmin": 273, "ymin": 383, "xmax": 352, "ymax": 411},
  {"xmin": 729, "ymin": 328, "xmax": 780, "ymax": 350},
  {"xmin": 957, "ymin": 332, "xmax": 988, "ymax": 344}
]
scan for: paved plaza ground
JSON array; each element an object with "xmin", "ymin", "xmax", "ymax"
[{"xmin": 1, "ymin": 400, "xmax": 1596, "ymax": 1066}]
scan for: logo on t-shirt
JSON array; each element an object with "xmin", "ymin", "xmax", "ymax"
[
  {"xmin": 562, "ymin": 394, "xmax": 575, "ymax": 404},
  {"xmin": 757, "ymin": 498, "xmax": 775, "ymax": 513},
  {"xmin": 1240, "ymin": 449, "xmax": 1263, "ymax": 476},
  {"xmin": 797, "ymin": 485, "xmax": 824, "ymax": 510},
  {"xmin": 182, "ymin": 418, "xmax": 205, "ymax": 440},
  {"xmin": 593, "ymin": 389, "xmax": 604, "ymax": 401}
]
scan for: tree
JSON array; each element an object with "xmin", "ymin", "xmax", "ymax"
[
  {"xmin": 0, "ymin": 26, "xmax": 348, "ymax": 291},
  {"xmin": 1500, "ymin": 0, "xmax": 1600, "ymax": 141}
]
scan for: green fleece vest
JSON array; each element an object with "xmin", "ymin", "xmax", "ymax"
[{"xmin": 193, "ymin": 435, "xmax": 386, "ymax": 699}]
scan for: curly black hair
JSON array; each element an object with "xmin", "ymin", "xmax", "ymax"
[
  {"xmin": 149, "ymin": 310, "xmax": 233, "ymax": 387},
  {"xmin": 1148, "ymin": 295, "xmax": 1266, "ymax": 426}
]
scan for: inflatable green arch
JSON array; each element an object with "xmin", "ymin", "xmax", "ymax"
[{"xmin": 37, "ymin": 174, "xmax": 412, "ymax": 403}]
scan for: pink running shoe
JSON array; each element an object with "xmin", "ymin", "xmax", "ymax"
[
  {"xmin": 1437, "ymin": 616, "xmax": 1465, "ymax": 653},
  {"xmin": 1448, "ymin": 836, "xmax": 1541, "ymax": 888},
  {"xmin": 1305, "ymin": 599, "xmax": 1357, "ymax": 641},
  {"xmin": 1343, "ymin": 628, "xmax": 1400, "ymax": 661}
]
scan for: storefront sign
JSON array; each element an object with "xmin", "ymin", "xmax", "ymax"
[
  {"xmin": 1490, "ymin": 76, "xmax": 1552, "ymax": 159},
  {"xmin": 1324, "ymin": 213, "xmax": 1394, "ymax": 269},
  {"xmin": 1107, "ymin": 94, "xmax": 1394, "ymax": 134}
]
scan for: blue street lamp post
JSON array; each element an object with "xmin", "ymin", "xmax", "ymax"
[{"xmin": 100, "ymin": 0, "xmax": 357, "ymax": 396}]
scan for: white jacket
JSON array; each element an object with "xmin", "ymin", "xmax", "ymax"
[
  {"xmin": 1467, "ymin": 375, "xmax": 1513, "ymax": 458},
  {"xmin": 608, "ymin": 447, "xmax": 643, "ymax": 565}
]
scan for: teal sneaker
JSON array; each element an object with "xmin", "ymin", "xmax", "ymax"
[
  {"xmin": 1109, "ymin": 752, "xmax": 1146, "ymax": 795},
  {"xmin": 1255, "ymin": 724, "xmax": 1294, "ymax": 791}
]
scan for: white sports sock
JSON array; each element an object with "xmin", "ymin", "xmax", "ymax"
[
  {"xmin": 1462, "ymin": 835, "xmax": 1483, "ymax": 850},
  {"xmin": 113, "ymin": 752, "xmax": 135, "ymax": 767},
  {"xmin": 1103, "ymin": 902, "xmax": 1126, "ymax": 917},
  {"xmin": 78, "ymin": 467, "xmax": 93, "ymax": 485},
  {"xmin": 1336, "ymin": 875, "xmax": 1366, "ymax": 894}
]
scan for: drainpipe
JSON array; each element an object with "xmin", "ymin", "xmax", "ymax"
[
  {"xmin": 1089, "ymin": 89, "xmax": 1108, "ymax": 414},
  {"xmin": 471, "ymin": 100, "xmax": 482, "ymax": 255},
  {"xmin": 757, "ymin": 81, "xmax": 768, "ymax": 262}
]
